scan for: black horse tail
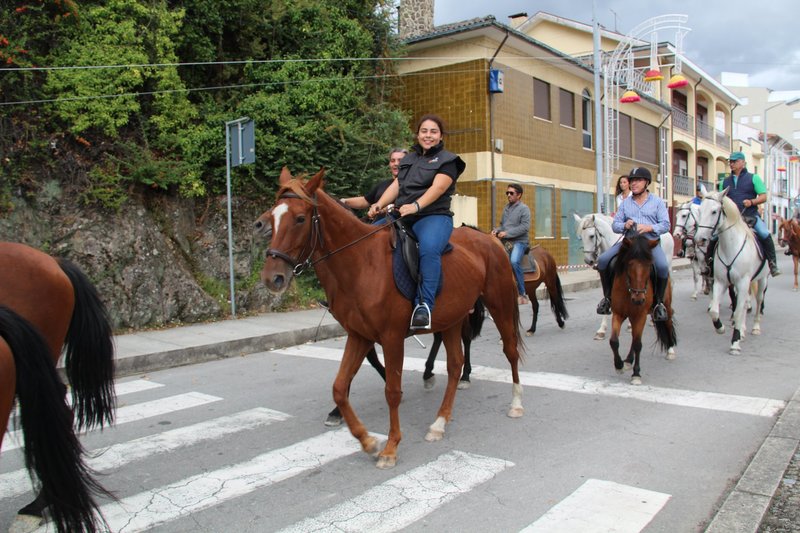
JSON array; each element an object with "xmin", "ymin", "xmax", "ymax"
[
  {"xmin": 549, "ymin": 274, "xmax": 569, "ymax": 327},
  {"xmin": 654, "ymin": 316, "xmax": 677, "ymax": 352},
  {"xmin": 58, "ymin": 259, "xmax": 116, "ymax": 430},
  {"xmin": 466, "ymin": 297, "xmax": 486, "ymax": 339},
  {"xmin": 0, "ymin": 306, "xmax": 110, "ymax": 533}
]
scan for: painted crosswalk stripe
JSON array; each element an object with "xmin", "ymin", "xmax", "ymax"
[
  {"xmin": 73, "ymin": 428, "xmax": 380, "ymax": 533},
  {"xmin": 273, "ymin": 346, "xmax": 785, "ymax": 417},
  {"xmin": 519, "ymin": 479, "xmax": 670, "ymax": 532},
  {"xmin": 0, "ymin": 407, "xmax": 290, "ymax": 500},
  {"xmin": 2, "ymin": 392, "xmax": 222, "ymax": 453},
  {"xmin": 278, "ymin": 450, "xmax": 513, "ymax": 533}
]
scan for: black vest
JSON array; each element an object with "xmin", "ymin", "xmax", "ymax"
[
  {"xmin": 396, "ymin": 143, "xmax": 465, "ymax": 217},
  {"xmin": 722, "ymin": 170, "xmax": 759, "ymax": 218}
]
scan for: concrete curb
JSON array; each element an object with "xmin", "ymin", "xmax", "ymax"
[{"xmin": 705, "ymin": 387, "xmax": 800, "ymax": 533}]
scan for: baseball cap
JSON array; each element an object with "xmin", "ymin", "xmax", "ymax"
[
  {"xmin": 627, "ymin": 167, "xmax": 651, "ymax": 181},
  {"xmin": 729, "ymin": 151, "xmax": 745, "ymax": 161}
]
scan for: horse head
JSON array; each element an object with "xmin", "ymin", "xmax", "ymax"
[
  {"xmin": 673, "ymin": 201, "xmax": 698, "ymax": 240},
  {"xmin": 257, "ymin": 167, "xmax": 326, "ymax": 294},
  {"xmin": 694, "ymin": 187, "xmax": 732, "ymax": 249},
  {"xmin": 574, "ymin": 213, "xmax": 611, "ymax": 267},
  {"xmin": 615, "ymin": 234, "xmax": 658, "ymax": 306}
]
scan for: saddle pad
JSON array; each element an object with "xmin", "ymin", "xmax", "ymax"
[{"xmin": 392, "ymin": 243, "xmax": 447, "ymax": 302}]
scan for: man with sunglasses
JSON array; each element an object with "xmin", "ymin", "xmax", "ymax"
[{"xmin": 492, "ymin": 184, "xmax": 531, "ymax": 304}]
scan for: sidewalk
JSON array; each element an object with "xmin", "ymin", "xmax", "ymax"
[{"xmin": 106, "ymin": 257, "xmax": 799, "ymax": 532}]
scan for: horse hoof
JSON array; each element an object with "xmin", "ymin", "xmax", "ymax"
[
  {"xmin": 363, "ymin": 436, "xmax": 380, "ymax": 457},
  {"xmin": 751, "ymin": 327, "xmax": 761, "ymax": 336},
  {"xmin": 729, "ymin": 348, "xmax": 741, "ymax": 355},
  {"xmin": 507, "ymin": 406, "xmax": 524, "ymax": 418},
  {"xmin": 324, "ymin": 414, "xmax": 343, "ymax": 427},
  {"xmin": 716, "ymin": 326, "xmax": 726, "ymax": 335},
  {"xmin": 423, "ymin": 376, "xmax": 436, "ymax": 390},
  {"xmin": 594, "ymin": 332, "xmax": 605, "ymax": 340},
  {"xmin": 526, "ymin": 330, "xmax": 534, "ymax": 337},
  {"xmin": 376, "ymin": 454, "xmax": 397, "ymax": 469},
  {"xmin": 457, "ymin": 380, "xmax": 470, "ymax": 390},
  {"xmin": 425, "ymin": 428, "xmax": 444, "ymax": 442},
  {"xmin": 793, "ymin": 287, "xmax": 798, "ymax": 292},
  {"xmin": 691, "ymin": 295, "xmax": 697, "ymax": 301},
  {"xmin": 615, "ymin": 367, "xmax": 624, "ymax": 375},
  {"xmin": 666, "ymin": 349, "xmax": 676, "ymax": 361},
  {"xmin": 9, "ymin": 514, "xmax": 43, "ymax": 533},
  {"xmin": 630, "ymin": 376, "xmax": 642, "ymax": 385},
  {"xmin": 623, "ymin": 362, "xmax": 632, "ymax": 371}
]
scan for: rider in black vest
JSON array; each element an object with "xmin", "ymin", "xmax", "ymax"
[{"xmin": 710, "ymin": 151, "xmax": 780, "ymax": 277}]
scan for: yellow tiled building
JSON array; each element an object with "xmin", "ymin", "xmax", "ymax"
[{"xmin": 395, "ymin": 7, "xmax": 740, "ymax": 266}]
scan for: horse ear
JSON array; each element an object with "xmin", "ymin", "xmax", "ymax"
[
  {"xmin": 279, "ymin": 167, "xmax": 292, "ymax": 186},
  {"xmin": 307, "ymin": 167, "xmax": 326, "ymax": 194},
  {"xmin": 720, "ymin": 186, "xmax": 730, "ymax": 198},
  {"xmin": 700, "ymin": 184, "xmax": 708, "ymax": 197},
  {"xmin": 648, "ymin": 239, "xmax": 659, "ymax": 249},
  {"xmin": 573, "ymin": 213, "xmax": 582, "ymax": 225}
]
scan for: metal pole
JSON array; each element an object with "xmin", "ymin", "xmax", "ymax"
[
  {"xmin": 763, "ymin": 108, "xmax": 770, "ymax": 234},
  {"xmin": 592, "ymin": 2, "xmax": 605, "ymax": 213},
  {"xmin": 225, "ymin": 124, "xmax": 237, "ymax": 317}
]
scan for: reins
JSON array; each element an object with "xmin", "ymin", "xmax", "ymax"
[{"xmin": 265, "ymin": 191, "xmax": 391, "ymax": 275}]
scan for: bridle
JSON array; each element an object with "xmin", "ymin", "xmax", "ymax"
[
  {"xmin": 265, "ymin": 191, "xmax": 389, "ymax": 275},
  {"xmin": 674, "ymin": 204, "xmax": 698, "ymax": 241},
  {"xmin": 626, "ymin": 266, "xmax": 649, "ymax": 298},
  {"xmin": 581, "ymin": 217, "xmax": 615, "ymax": 263},
  {"xmin": 696, "ymin": 197, "xmax": 750, "ymax": 282}
]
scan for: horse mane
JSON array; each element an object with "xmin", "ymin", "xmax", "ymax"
[
  {"xmin": 613, "ymin": 234, "xmax": 653, "ymax": 277},
  {"xmin": 276, "ymin": 177, "xmax": 316, "ymax": 205}
]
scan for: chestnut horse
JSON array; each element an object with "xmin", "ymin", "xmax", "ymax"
[
  {"xmin": 1, "ymin": 242, "xmax": 116, "ymax": 533},
  {"xmin": 779, "ymin": 217, "xmax": 800, "ymax": 291},
  {"xmin": 609, "ymin": 232, "xmax": 677, "ymax": 385},
  {"xmin": 257, "ymin": 168, "xmax": 524, "ymax": 469},
  {"xmin": 523, "ymin": 246, "xmax": 569, "ymax": 336}
]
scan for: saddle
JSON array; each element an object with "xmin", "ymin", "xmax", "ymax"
[
  {"xmin": 502, "ymin": 241, "xmax": 540, "ymax": 279},
  {"xmin": 390, "ymin": 219, "xmax": 451, "ymax": 302}
]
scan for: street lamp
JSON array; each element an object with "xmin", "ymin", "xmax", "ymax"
[{"xmin": 763, "ymin": 97, "xmax": 800, "ymax": 232}]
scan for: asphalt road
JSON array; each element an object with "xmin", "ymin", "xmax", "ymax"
[{"xmin": 1, "ymin": 263, "xmax": 799, "ymax": 532}]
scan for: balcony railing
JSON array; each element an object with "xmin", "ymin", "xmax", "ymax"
[
  {"xmin": 698, "ymin": 179, "xmax": 714, "ymax": 193},
  {"xmin": 673, "ymin": 108, "xmax": 694, "ymax": 134},
  {"xmin": 673, "ymin": 173, "xmax": 692, "ymax": 197},
  {"xmin": 715, "ymin": 129, "xmax": 731, "ymax": 148},
  {"xmin": 697, "ymin": 119, "xmax": 714, "ymax": 143}
]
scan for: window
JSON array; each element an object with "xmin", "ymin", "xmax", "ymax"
[
  {"xmin": 535, "ymin": 186, "xmax": 554, "ymax": 238},
  {"xmin": 741, "ymin": 117, "xmax": 750, "ymax": 124},
  {"xmin": 618, "ymin": 113, "xmax": 632, "ymax": 158},
  {"xmin": 581, "ymin": 89, "xmax": 592, "ymax": 149},
  {"xmin": 793, "ymin": 111, "xmax": 800, "ymax": 119},
  {"xmin": 752, "ymin": 115, "xmax": 761, "ymax": 124},
  {"xmin": 562, "ymin": 189, "xmax": 595, "ymax": 265},
  {"xmin": 559, "ymin": 88, "xmax": 574, "ymax": 127},
  {"xmin": 793, "ymin": 130, "xmax": 800, "ymax": 140},
  {"xmin": 634, "ymin": 120, "xmax": 657, "ymax": 164},
  {"xmin": 741, "ymin": 97, "xmax": 749, "ymax": 105},
  {"xmin": 534, "ymin": 78, "xmax": 551, "ymax": 120}
]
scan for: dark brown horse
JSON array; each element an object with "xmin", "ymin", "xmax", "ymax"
[
  {"xmin": 779, "ymin": 217, "xmax": 800, "ymax": 291},
  {"xmin": 522, "ymin": 246, "xmax": 568, "ymax": 336},
  {"xmin": 0, "ymin": 242, "xmax": 116, "ymax": 533},
  {"xmin": 256, "ymin": 168, "xmax": 524, "ymax": 469},
  {"xmin": 609, "ymin": 233, "xmax": 677, "ymax": 385}
]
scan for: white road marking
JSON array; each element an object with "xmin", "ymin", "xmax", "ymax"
[
  {"xmin": 277, "ymin": 450, "xmax": 513, "ymax": 533},
  {"xmin": 272, "ymin": 346, "xmax": 785, "ymax": 417},
  {"xmin": 0, "ymin": 407, "xmax": 290, "ymax": 500},
  {"xmin": 519, "ymin": 479, "xmax": 670, "ymax": 533},
  {"xmin": 78, "ymin": 429, "xmax": 380, "ymax": 533},
  {"xmin": 2, "ymin": 392, "xmax": 221, "ymax": 453}
]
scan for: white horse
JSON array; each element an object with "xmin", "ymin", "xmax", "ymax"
[
  {"xmin": 694, "ymin": 188, "xmax": 769, "ymax": 355},
  {"xmin": 574, "ymin": 213, "xmax": 674, "ymax": 340},
  {"xmin": 672, "ymin": 201, "xmax": 709, "ymax": 300}
]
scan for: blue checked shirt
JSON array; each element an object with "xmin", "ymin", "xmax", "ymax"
[{"xmin": 612, "ymin": 193, "xmax": 670, "ymax": 239}]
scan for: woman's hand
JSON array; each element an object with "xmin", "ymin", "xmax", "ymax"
[{"xmin": 397, "ymin": 202, "xmax": 420, "ymax": 217}]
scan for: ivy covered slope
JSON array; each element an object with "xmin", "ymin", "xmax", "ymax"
[{"xmin": 0, "ymin": 0, "xmax": 411, "ymax": 328}]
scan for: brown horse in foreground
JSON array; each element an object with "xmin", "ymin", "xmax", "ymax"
[
  {"xmin": 522, "ymin": 246, "xmax": 569, "ymax": 336},
  {"xmin": 0, "ymin": 242, "xmax": 116, "ymax": 532},
  {"xmin": 257, "ymin": 168, "xmax": 525, "ymax": 469},
  {"xmin": 609, "ymin": 233, "xmax": 677, "ymax": 385},
  {"xmin": 779, "ymin": 217, "xmax": 800, "ymax": 291}
]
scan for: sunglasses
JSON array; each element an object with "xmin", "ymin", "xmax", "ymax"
[{"xmin": 505, "ymin": 191, "xmax": 517, "ymax": 196}]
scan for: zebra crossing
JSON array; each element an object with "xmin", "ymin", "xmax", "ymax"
[{"xmin": 1, "ymin": 343, "xmax": 787, "ymax": 533}]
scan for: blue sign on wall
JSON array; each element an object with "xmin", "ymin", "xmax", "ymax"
[{"xmin": 489, "ymin": 69, "xmax": 504, "ymax": 93}]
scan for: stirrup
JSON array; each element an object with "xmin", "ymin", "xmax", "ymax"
[
  {"xmin": 596, "ymin": 297, "xmax": 611, "ymax": 315},
  {"xmin": 769, "ymin": 262, "xmax": 781, "ymax": 277},
  {"xmin": 652, "ymin": 302, "xmax": 668, "ymax": 322},
  {"xmin": 410, "ymin": 303, "xmax": 432, "ymax": 329}
]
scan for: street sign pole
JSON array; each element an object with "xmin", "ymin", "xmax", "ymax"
[{"xmin": 225, "ymin": 117, "xmax": 255, "ymax": 318}]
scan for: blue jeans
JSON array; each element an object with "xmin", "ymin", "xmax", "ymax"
[
  {"xmin": 752, "ymin": 214, "xmax": 769, "ymax": 239},
  {"xmin": 509, "ymin": 242, "xmax": 527, "ymax": 296},
  {"xmin": 597, "ymin": 240, "xmax": 669, "ymax": 279},
  {"xmin": 410, "ymin": 214, "xmax": 453, "ymax": 312}
]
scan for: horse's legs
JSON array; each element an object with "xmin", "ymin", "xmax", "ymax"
[
  {"xmin": 426, "ymin": 326, "xmax": 464, "ymax": 442},
  {"xmin": 594, "ymin": 314, "xmax": 608, "ymax": 340},
  {"xmin": 729, "ymin": 279, "xmax": 750, "ymax": 354},
  {"xmin": 375, "ymin": 336, "xmax": 406, "ymax": 469},
  {"xmin": 609, "ymin": 313, "xmax": 624, "ymax": 373},
  {"xmin": 793, "ymin": 255, "xmax": 799, "ymax": 291},
  {"xmin": 628, "ymin": 314, "xmax": 647, "ymax": 385},
  {"xmin": 751, "ymin": 278, "xmax": 767, "ymax": 336},
  {"xmin": 527, "ymin": 297, "xmax": 539, "ymax": 336},
  {"xmin": 691, "ymin": 259, "xmax": 700, "ymax": 300},
  {"xmin": 423, "ymin": 332, "xmax": 443, "ymax": 389},
  {"xmin": 483, "ymin": 293, "xmax": 524, "ymax": 418},
  {"xmin": 708, "ymin": 274, "xmax": 726, "ymax": 334},
  {"xmin": 459, "ymin": 322, "xmax": 472, "ymax": 388},
  {"xmin": 326, "ymin": 345, "xmax": 385, "ymax": 426},
  {"xmin": 332, "ymin": 335, "xmax": 381, "ymax": 458}
]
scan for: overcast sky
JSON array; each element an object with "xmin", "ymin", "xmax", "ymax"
[{"xmin": 432, "ymin": 0, "xmax": 800, "ymax": 91}]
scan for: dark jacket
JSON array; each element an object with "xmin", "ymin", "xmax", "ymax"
[
  {"xmin": 396, "ymin": 142, "xmax": 465, "ymax": 219},
  {"xmin": 722, "ymin": 170, "xmax": 759, "ymax": 218}
]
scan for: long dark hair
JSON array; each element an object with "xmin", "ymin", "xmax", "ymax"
[
  {"xmin": 615, "ymin": 175, "xmax": 629, "ymax": 196},
  {"xmin": 416, "ymin": 114, "xmax": 446, "ymax": 135}
]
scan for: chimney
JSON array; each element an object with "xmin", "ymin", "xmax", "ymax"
[
  {"xmin": 398, "ymin": 0, "xmax": 435, "ymax": 40},
  {"xmin": 508, "ymin": 12, "xmax": 528, "ymax": 29}
]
